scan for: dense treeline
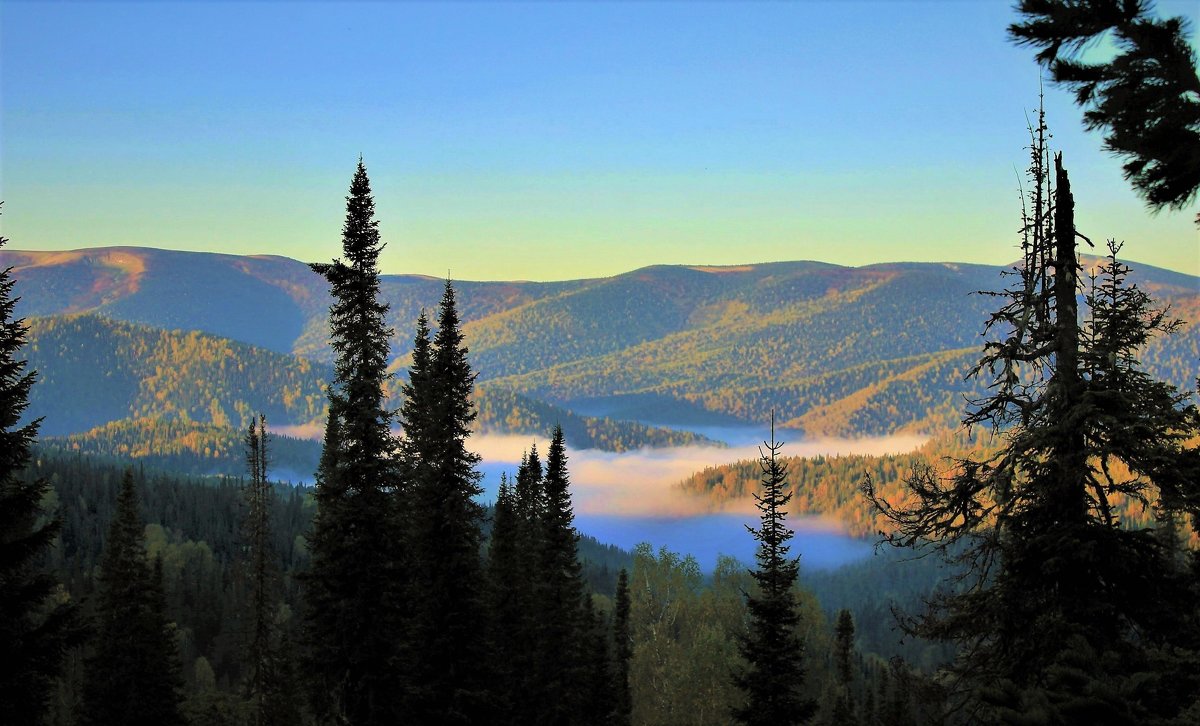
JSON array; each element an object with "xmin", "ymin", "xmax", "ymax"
[
  {"xmin": 25, "ymin": 451, "xmax": 311, "ymax": 724},
  {"xmin": 41, "ymin": 417, "xmax": 323, "ymax": 480},
  {"xmin": 679, "ymin": 431, "xmax": 985, "ymax": 537},
  {"xmin": 21, "ymin": 446, "xmax": 639, "ymax": 724},
  {"xmin": 17, "ymin": 436, "xmax": 945, "ymax": 724},
  {"xmin": 20, "ymin": 446, "xmax": 944, "ymax": 724}
]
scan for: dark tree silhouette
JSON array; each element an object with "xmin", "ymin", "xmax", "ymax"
[
  {"xmin": 497, "ymin": 447, "xmax": 545, "ymax": 725},
  {"xmin": 1010, "ymin": 0, "xmax": 1200, "ymax": 213},
  {"xmin": 864, "ymin": 111, "xmax": 1200, "ymax": 722},
  {"xmin": 514, "ymin": 444, "xmax": 545, "ymax": 570},
  {"xmin": 0, "ymin": 217, "xmax": 82, "ymax": 723},
  {"xmin": 612, "ymin": 568, "xmax": 633, "ymax": 726},
  {"xmin": 829, "ymin": 609, "xmax": 859, "ymax": 726},
  {"xmin": 242, "ymin": 415, "xmax": 301, "ymax": 726},
  {"xmin": 734, "ymin": 415, "xmax": 816, "ymax": 726},
  {"xmin": 833, "ymin": 609, "xmax": 855, "ymax": 688},
  {"xmin": 486, "ymin": 474, "xmax": 524, "ymax": 725},
  {"xmin": 303, "ymin": 159, "xmax": 403, "ymax": 724},
  {"xmin": 403, "ymin": 280, "xmax": 490, "ymax": 724},
  {"xmin": 535, "ymin": 424, "xmax": 590, "ymax": 724},
  {"xmin": 81, "ymin": 471, "xmax": 184, "ymax": 726},
  {"xmin": 580, "ymin": 597, "xmax": 615, "ymax": 726}
]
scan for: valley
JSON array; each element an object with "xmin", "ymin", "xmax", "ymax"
[{"xmin": 9, "ymin": 246, "xmax": 1197, "ymax": 535}]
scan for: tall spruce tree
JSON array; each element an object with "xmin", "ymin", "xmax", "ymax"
[
  {"xmin": 486, "ymin": 474, "xmax": 524, "ymax": 726},
  {"xmin": 535, "ymin": 424, "xmax": 590, "ymax": 725},
  {"xmin": 515, "ymin": 444, "xmax": 545, "ymax": 569},
  {"xmin": 0, "ymin": 221, "xmax": 81, "ymax": 723},
  {"xmin": 733, "ymin": 416, "xmax": 816, "ymax": 726},
  {"xmin": 303, "ymin": 159, "xmax": 403, "ymax": 724},
  {"xmin": 242, "ymin": 415, "xmax": 301, "ymax": 726},
  {"xmin": 864, "ymin": 111, "xmax": 1200, "ymax": 722},
  {"xmin": 497, "ymin": 447, "xmax": 546, "ymax": 725},
  {"xmin": 402, "ymin": 280, "xmax": 489, "ymax": 724},
  {"xmin": 81, "ymin": 471, "xmax": 184, "ymax": 726}
]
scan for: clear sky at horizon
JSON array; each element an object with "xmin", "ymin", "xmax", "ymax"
[{"xmin": 1, "ymin": 0, "xmax": 1197, "ymax": 280}]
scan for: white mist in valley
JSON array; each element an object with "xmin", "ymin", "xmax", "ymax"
[
  {"xmin": 473, "ymin": 428, "xmax": 925, "ymax": 570},
  {"xmin": 268, "ymin": 422, "xmax": 924, "ymax": 569}
]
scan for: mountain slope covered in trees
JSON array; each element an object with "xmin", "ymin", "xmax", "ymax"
[
  {"xmin": 7, "ymin": 248, "xmax": 1196, "ymax": 439},
  {"xmin": 22, "ymin": 315, "xmax": 714, "ymax": 467}
]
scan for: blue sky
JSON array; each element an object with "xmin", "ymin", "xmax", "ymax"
[{"xmin": 2, "ymin": 0, "xmax": 1197, "ymax": 279}]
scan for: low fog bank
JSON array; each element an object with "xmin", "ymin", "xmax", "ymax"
[
  {"xmin": 474, "ymin": 431, "xmax": 922, "ymax": 570},
  {"xmin": 263, "ymin": 427, "xmax": 921, "ymax": 570},
  {"xmin": 471, "ymin": 431, "xmax": 926, "ymax": 517}
]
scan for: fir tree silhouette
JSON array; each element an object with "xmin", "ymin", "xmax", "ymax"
[
  {"xmin": 864, "ymin": 109, "xmax": 1200, "ymax": 721},
  {"xmin": 0, "ymin": 212, "xmax": 83, "ymax": 722},
  {"xmin": 303, "ymin": 159, "xmax": 403, "ymax": 724},
  {"xmin": 733, "ymin": 414, "xmax": 816, "ymax": 726},
  {"xmin": 403, "ymin": 281, "xmax": 490, "ymax": 724},
  {"xmin": 242, "ymin": 415, "xmax": 301, "ymax": 726}
]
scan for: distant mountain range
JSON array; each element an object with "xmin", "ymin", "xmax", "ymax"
[{"xmin": 5, "ymin": 246, "xmax": 1196, "ymax": 472}]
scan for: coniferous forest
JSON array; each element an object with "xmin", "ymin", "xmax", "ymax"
[{"xmin": 2, "ymin": 2, "xmax": 1200, "ymax": 725}]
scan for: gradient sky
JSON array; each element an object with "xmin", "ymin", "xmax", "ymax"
[{"xmin": 2, "ymin": 0, "xmax": 1197, "ymax": 280}]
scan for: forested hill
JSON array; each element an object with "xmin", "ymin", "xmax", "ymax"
[
  {"xmin": 25, "ymin": 314, "xmax": 330, "ymax": 437},
  {"xmin": 7, "ymin": 247, "xmax": 1197, "ymax": 437},
  {"xmin": 678, "ymin": 430, "xmax": 1191, "ymax": 538},
  {"xmin": 23, "ymin": 314, "xmax": 713, "ymax": 468}
]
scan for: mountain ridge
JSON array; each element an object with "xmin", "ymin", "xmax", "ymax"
[{"xmin": 6, "ymin": 246, "xmax": 1195, "ymax": 443}]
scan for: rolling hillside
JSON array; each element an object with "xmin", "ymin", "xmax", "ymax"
[
  {"xmin": 0, "ymin": 246, "xmax": 581, "ymax": 362},
  {"xmin": 21, "ymin": 314, "xmax": 711, "ymax": 469},
  {"xmin": 6, "ymin": 247, "xmax": 1196, "ymax": 440}
]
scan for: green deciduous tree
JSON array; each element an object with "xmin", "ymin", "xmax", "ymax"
[
  {"xmin": 629, "ymin": 545, "xmax": 750, "ymax": 725},
  {"xmin": 0, "ymin": 219, "xmax": 81, "ymax": 724},
  {"xmin": 733, "ymin": 418, "xmax": 817, "ymax": 726},
  {"xmin": 303, "ymin": 159, "xmax": 403, "ymax": 724},
  {"xmin": 81, "ymin": 471, "xmax": 185, "ymax": 726}
]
